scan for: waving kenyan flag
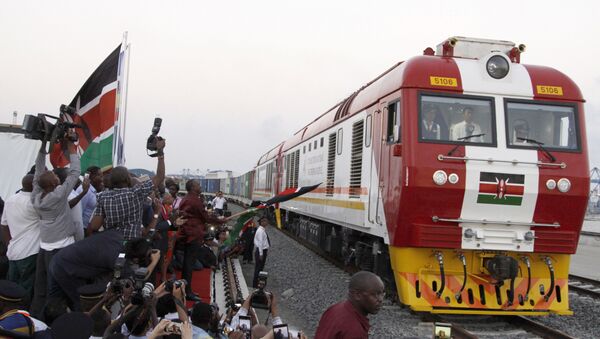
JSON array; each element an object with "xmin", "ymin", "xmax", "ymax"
[
  {"xmin": 50, "ymin": 37, "xmax": 130, "ymax": 170},
  {"xmin": 477, "ymin": 172, "xmax": 525, "ymax": 206}
]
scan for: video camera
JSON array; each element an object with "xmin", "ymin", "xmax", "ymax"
[
  {"xmin": 250, "ymin": 271, "xmax": 271, "ymax": 309},
  {"xmin": 146, "ymin": 117, "xmax": 163, "ymax": 157},
  {"xmin": 22, "ymin": 105, "xmax": 82, "ymax": 153},
  {"xmin": 110, "ymin": 253, "xmax": 154, "ymax": 306},
  {"xmin": 110, "ymin": 253, "xmax": 128, "ymax": 294}
]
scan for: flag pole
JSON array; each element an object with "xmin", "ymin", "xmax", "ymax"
[
  {"xmin": 115, "ymin": 31, "xmax": 130, "ymax": 167},
  {"xmin": 120, "ymin": 41, "xmax": 131, "ymax": 166}
]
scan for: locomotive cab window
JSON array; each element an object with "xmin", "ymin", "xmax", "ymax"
[
  {"xmin": 386, "ymin": 101, "xmax": 401, "ymax": 143},
  {"xmin": 505, "ymin": 101, "xmax": 579, "ymax": 151},
  {"xmin": 419, "ymin": 94, "xmax": 496, "ymax": 146}
]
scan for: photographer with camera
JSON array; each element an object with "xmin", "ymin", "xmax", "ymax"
[
  {"xmin": 44, "ymin": 126, "xmax": 166, "ymax": 310},
  {"xmin": 47, "ymin": 227, "xmax": 161, "ymax": 314},
  {"xmin": 29, "ymin": 132, "xmax": 81, "ymax": 319}
]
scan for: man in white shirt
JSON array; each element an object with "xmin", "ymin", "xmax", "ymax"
[
  {"xmin": 253, "ymin": 216, "xmax": 271, "ymax": 288},
  {"xmin": 450, "ymin": 106, "xmax": 482, "ymax": 142},
  {"xmin": 0, "ymin": 174, "xmax": 40, "ymax": 299},
  {"xmin": 211, "ymin": 191, "xmax": 227, "ymax": 216}
]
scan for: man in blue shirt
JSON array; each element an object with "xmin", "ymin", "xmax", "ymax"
[{"xmin": 75, "ymin": 166, "xmax": 104, "ymax": 230}]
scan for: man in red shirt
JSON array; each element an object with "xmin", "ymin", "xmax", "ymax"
[
  {"xmin": 315, "ymin": 271, "xmax": 385, "ymax": 339},
  {"xmin": 178, "ymin": 180, "xmax": 226, "ymax": 301}
]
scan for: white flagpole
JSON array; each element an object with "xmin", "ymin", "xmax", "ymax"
[
  {"xmin": 120, "ymin": 43, "xmax": 131, "ymax": 166},
  {"xmin": 114, "ymin": 32, "xmax": 130, "ymax": 167}
]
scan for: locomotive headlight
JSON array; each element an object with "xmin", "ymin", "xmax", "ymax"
[
  {"xmin": 557, "ymin": 178, "xmax": 571, "ymax": 193},
  {"xmin": 433, "ymin": 170, "xmax": 448, "ymax": 185},
  {"xmin": 486, "ymin": 55, "xmax": 510, "ymax": 79},
  {"xmin": 546, "ymin": 179, "xmax": 557, "ymax": 190},
  {"xmin": 448, "ymin": 173, "xmax": 459, "ymax": 184}
]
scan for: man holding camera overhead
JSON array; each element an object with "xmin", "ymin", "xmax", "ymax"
[
  {"xmin": 29, "ymin": 134, "xmax": 81, "ymax": 318},
  {"xmin": 46, "ymin": 137, "xmax": 166, "ymax": 312}
]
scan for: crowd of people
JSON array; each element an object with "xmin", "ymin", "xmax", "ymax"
[{"xmin": 0, "ymin": 134, "xmax": 385, "ymax": 339}]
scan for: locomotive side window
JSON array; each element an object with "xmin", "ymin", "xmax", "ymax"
[
  {"xmin": 419, "ymin": 94, "xmax": 495, "ymax": 145},
  {"xmin": 505, "ymin": 101, "xmax": 579, "ymax": 151},
  {"xmin": 386, "ymin": 101, "xmax": 401, "ymax": 143},
  {"xmin": 337, "ymin": 128, "xmax": 343, "ymax": 155}
]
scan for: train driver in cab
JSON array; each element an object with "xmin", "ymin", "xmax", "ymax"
[
  {"xmin": 511, "ymin": 119, "xmax": 530, "ymax": 145},
  {"xmin": 450, "ymin": 106, "xmax": 482, "ymax": 142},
  {"xmin": 421, "ymin": 105, "xmax": 441, "ymax": 140}
]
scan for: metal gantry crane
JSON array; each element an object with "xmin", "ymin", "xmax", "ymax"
[{"xmin": 589, "ymin": 167, "xmax": 600, "ymax": 214}]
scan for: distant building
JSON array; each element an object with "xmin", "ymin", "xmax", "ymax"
[{"xmin": 205, "ymin": 170, "xmax": 233, "ymax": 180}]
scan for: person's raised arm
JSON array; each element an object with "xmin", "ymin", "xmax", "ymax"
[
  {"xmin": 269, "ymin": 293, "xmax": 282, "ymax": 326},
  {"xmin": 59, "ymin": 137, "xmax": 81, "ymax": 196},
  {"xmin": 87, "ymin": 201, "xmax": 105, "ymax": 235},
  {"xmin": 103, "ymin": 304, "xmax": 140, "ymax": 339},
  {"xmin": 171, "ymin": 282, "xmax": 188, "ymax": 322},
  {"xmin": 144, "ymin": 249, "xmax": 161, "ymax": 280},
  {"xmin": 69, "ymin": 177, "xmax": 90, "ymax": 208},
  {"xmin": 151, "ymin": 138, "xmax": 166, "ymax": 188},
  {"xmin": 31, "ymin": 141, "xmax": 47, "ymax": 198}
]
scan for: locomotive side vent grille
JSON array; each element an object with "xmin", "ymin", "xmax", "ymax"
[
  {"xmin": 285, "ymin": 154, "xmax": 289, "ymax": 188},
  {"xmin": 349, "ymin": 120, "xmax": 364, "ymax": 198},
  {"xmin": 293, "ymin": 149, "xmax": 300, "ymax": 188},
  {"xmin": 326, "ymin": 133, "xmax": 337, "ymax": 196}
]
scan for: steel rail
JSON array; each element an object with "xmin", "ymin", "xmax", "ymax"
[
  {"xmin": 569, "ymin": 274, "xmax": 600, "ymax": 299},
  {"xmin": 506, "ymin": 316, "xmax": 575, "ymax": 339}
]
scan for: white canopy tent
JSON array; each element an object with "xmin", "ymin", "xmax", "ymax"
[{"xmin": 0, "ymin": 125, "xmax": 44, "ymax": 201}]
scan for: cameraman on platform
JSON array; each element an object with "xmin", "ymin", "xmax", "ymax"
[{"xmin": 29, "ymin": 134, "xmax": 81, "ymax": 319}]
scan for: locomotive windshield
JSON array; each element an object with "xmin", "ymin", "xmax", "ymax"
[
  {"xmin": 505, "ymin": 101, "xmax": 579, "ymax": 151},
  {"xmin": 419, "ymin": 94, "xmax": 495, "ymax": 145}
]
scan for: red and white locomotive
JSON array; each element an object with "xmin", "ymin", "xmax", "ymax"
[{"xmin": 226, "ymin": 37, "xmax": 590, "ymax": 315}]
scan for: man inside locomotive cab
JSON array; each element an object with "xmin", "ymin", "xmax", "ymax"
[
  {"xmin": 450, "ymin": 106, "xmax": 482, "ymax": 142},
  {"xmin": 512, "ymin": 119, "xmax": 530, "ymax": 145},
  {"xmin": 421, "ymin": 105, "xmax": 441, "ymax": 140}
]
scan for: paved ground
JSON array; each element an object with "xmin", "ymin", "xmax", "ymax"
[{"xmin": 571, "ymin": 238, "xmax": 600, "ymax": 280}]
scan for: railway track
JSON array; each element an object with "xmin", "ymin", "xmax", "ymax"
[
  {"xmin": 426, "ymin": 314, "xmax": 575, "ymax": 339},
  {"xmin": 569, "ymin": 274, "xmax": 600, "ymax": 299},
  {"xmin": 580, "ymin": 230, "xmax": 600, "ymax": 237}
]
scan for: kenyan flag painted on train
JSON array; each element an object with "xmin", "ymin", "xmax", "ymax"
[
  {"xmin": 50, "ymin": 38, "xmax": 130, "ymax": 171},
  {"xmin": 476, "ymin": 172, "xmax": 525, "ymax": 206}
]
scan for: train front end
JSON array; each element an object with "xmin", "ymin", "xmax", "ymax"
[{"xmin": 388, "ymin": 37, "xmax": 589, "ymax": 315}]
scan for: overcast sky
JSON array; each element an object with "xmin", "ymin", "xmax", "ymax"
[{"xmin": 1, "ymin": 0, "xmax": 598, "ymax": 175}]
